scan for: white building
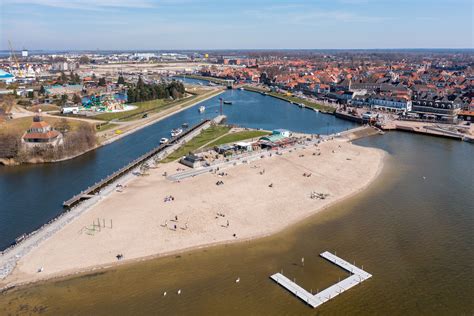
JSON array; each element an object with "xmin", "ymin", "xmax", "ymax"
[
  {"xmin": 369, "ymin": 95, "xmax": 412, "ymax": 112},
  {"xmin": 0, "ymin": 70, "xmax": 16, "ymax": 84}
]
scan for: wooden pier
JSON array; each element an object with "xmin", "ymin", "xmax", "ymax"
[
  {"xmin": 270, "ymin": 251, "xmax": 372, "ymax": 309},
  {"xmin": 62, "ymin": 119, "xmax": 211, "ymax": 208}
]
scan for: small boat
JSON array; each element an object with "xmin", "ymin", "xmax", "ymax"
[
  {"xmin": 198, "ymin": 105, "xmax": 205, "ymax": 113},
  {"xmin": 313, "ymin": 108, "xmax": 319, "ymax": 112},
  {"xmin": 260, "ymin": 92, "xmax": 267, "ymax": 96},
  {"xmin": 223, "ymin": 101, "xmax": 233, "ymax": 105},
  {"xmin": 170, "ymin": 128, "xmax": 183, "ymax": 137},
  {"xmin": 239, "ymin": 87, "xmax": 244, "ymax": 91},
  {"xmin": 15, "ymin": 234, "xmax": 26, "ymax": 244},
  {"xmin": 298, "ymin": 103, "xmax": 305, "ymax": 108},
  {"xmin": 182, "ymin": 123, "xmax": 189, "ymax": 129},
  {"xmin": 160, "ymin": 137, "xmax": 169, "ymax": 144}
]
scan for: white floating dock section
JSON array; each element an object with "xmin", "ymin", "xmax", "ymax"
[{"xmin": 270, "ymin": 251, "xmax": 372, "ymax": 309}]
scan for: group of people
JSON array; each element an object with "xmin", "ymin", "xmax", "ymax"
[
  {"xmin": 216, "ymin": 180, "xmax": 224, "ymax": 186},
  {"xmin": 162, "ymin": 216, "xmax": 188, "ymax": 231},
  {"xmin": 303, "ymin": 172, "xmax": 312, "ymax": 177},
  {"xmin": 164, "ymin": 195, "xmax": 175, "ymax": 202},
  {"xmin": 310, "ymin": 191, "xmax": 329, "ymax": 200}
]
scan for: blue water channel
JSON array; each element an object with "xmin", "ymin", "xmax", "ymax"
[{"xmin": 0, "ymin": 80, "xmax": 356, "ymax": 249}]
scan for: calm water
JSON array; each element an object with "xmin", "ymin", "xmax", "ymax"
[
  {"xmin": 0, "ymin": 87, "xmax": 355, "ymax": 249},
  {"xmin": 0, "ymin": 133, "xmax": 472, "ymax": 315}
]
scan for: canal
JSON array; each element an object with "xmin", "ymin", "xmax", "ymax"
[{"xmin": 0, "ymin": 85, "xmax": 356, "ymax": 249}]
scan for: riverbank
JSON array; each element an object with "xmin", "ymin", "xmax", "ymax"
[
  {"xmin": 241, "ymin": 85, "xmax": 335, "ymax": 113},
  {"xmin": 97, "ymin": 88, "xmax": 224, "ymax": 146},
  {"xmin": 0, "ymin": 137, "xmax": 385, "ymax": 289},
  {"xmin": 0, "ymin": 88, "xmax": 224, "ymax": 167}
]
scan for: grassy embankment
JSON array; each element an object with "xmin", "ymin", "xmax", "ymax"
[
  {"xmin": 242, "ymin": 85, "xmax": 334, "ymax": 113},
  {"xmin": 93, "ymin": 89, "xmax": 221, "ymax": 122},
  {"xmin": 161, "ymin": 125, "xmax": 231, "ymax": 163},
  {"xmin": 267, "ymin": 92, "xmax": 335, "ymax": 113},
  {"xmin": 206, "ymin": 130, "xmax": 270, "ymax": 147},
  {"xmin": 182, "ymin": 74, "xmax": 229, "ymax": 85},
  {"xmin": 241, "ymin": 85, "xmax": 269, "ymax": 93},
  {"xmin": 0, "ymin": 116, "xmax": 84, "ymax": 137}
]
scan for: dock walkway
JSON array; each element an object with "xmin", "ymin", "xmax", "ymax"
[{"xmin": 270, "ymin": 251, "xmax": 372, "ymax": 309}]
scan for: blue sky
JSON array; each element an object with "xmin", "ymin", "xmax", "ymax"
[{"xmin": 1, "ymin": 0, "xmax": 473, "ymax": 50}]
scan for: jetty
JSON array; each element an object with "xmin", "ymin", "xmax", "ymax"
[
  {"xmin": 270, "ymin": 251, "xmax": 372, "ymax": 309},
  {"xmin": 63, "ymin": 116, "xmax": 225, "ymax": 207}
]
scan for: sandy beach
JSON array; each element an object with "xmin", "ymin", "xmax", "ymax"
[{"xmin": 1, "ymin": 138, "xmax": 384, "ymax": 288}]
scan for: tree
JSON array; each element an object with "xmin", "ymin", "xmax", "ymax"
[
  {"xmin": 58, "ymin": 72, "xmax": 68, "ymax": 84},
  {"xmin": 54, "ymin": 118, "xmax": 71, "ymax": 134},
  {"xmin": 0, "ymin": 134, "xmax": 20, "ymax": 158},
  {"xmin": 98, "ymin": 77, "xmax": 106, "ymax": 86},
  {"xmin": 57, "ymin": 94, "xmax": 68, "ymax": 106},
  {"xmin": 0, "ymin": 94, "xmax": 15, "ymax": 113},
  {"xmin": 70, "ymin": 72, "xmax": 81, "ymax": 84},
  {"xmin": 39, "ymin": 85, "xmax": 46, "ymax": 95},
  {"xmin": 79, "ymin": 55, "xmax": 90, "ymax": 64},
  {"xmin": 117, "ymin": 75, "xmax": 125, "ymax": 85},
  {"xmin": 72, "ymin": 94, "xmax": 82, "ymax": 104}
]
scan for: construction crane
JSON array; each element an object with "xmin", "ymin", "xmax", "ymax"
[{"xmin": 8, "ymin": 40, "xmax": 23, "ymax": 78}]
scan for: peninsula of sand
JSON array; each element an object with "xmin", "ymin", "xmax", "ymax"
[{"xmin": 1, "ymin": 138, "xmax": 384, "ymax": 288}]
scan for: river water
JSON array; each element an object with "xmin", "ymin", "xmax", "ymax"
[
  {"xmin": 0, "ymin": 85, "xmax": 356, "ymax": 249},
  {"xmin": 0, "ymin": 132, "xmax": 472, "ymax": 315}
]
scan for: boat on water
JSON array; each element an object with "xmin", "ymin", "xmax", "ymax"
[
  {"xmin": 313, "ymin": 108, "xmax": 319, "ymax": 112},
  {"xmin": 239, "ymin": 87, "xmax": 244, "ymax": 91},
  {"xmin": 261, "ymin": 92, "xmax": 267, "ymax": 96},
  {"xmin": 182, "ymin": 123, "xmax": 189, "ymax": 129},
  {"xmin": 160, "ymin": 137, "xmax": 169, "ymax": 144},
  {"xmin": 223, "ymin": 101, "xmax": 233, "ymax": 105},
  {"xmin": 298, "ymin": 103, "xmax": 305, "ymax": 108},
  {"xmin": 198, "ymin": 105, "xmax": 205, "ymax": 113},
  {"xmin": 171, "ymin": 128, "xmax": 183, "ymax": 137}
]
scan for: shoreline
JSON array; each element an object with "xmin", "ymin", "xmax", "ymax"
[
  {"xmin": 0, "ymin": 88, "xmax": 224, "ymax": 167},
  {"xmin": 0, "ymin": 137, "xmax": 385, "ymax": 291}
]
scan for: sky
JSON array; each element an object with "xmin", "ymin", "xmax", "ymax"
[{"xmin": 0, "ymin": 0, "xmax": 473, "ymax": 50}]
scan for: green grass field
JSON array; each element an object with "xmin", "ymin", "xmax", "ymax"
[
  {"xmin": 161, "ymin": 125, "xmax": 231, "ymax": 163},
  {"xmin": 0, "ymin": 116, "xmax": 86, "ymax": 136},
  {"xmin": 267, "ymin": 92, "xmax": 335, "ymax": 113},
  {"xmin": 206, "ymin": 130, "xmax": 269, "ymax": 148},
  {"xmin": 241, "ymin": 85, "xmax": 269, "ymax": 93},
  {"xmin": 94, "ymin": 99, "xmax": 169, "ymax": 121}
]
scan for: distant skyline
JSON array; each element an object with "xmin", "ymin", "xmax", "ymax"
[{"xmin": 1, "ymin": 0, "xmax": 473, "ymax": 51}]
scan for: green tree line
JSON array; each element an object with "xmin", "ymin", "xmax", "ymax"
[{"xmin": 127, "ymin": 77, "xmax": 185, "ymax": 103}]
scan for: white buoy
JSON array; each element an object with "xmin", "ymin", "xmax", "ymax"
[
  {"xmin": 177, "ymin": 289, "xmax": 181, "ymax": 295},
  {"xmin": 163, "ymin": 291, "xmax": 167, "ymax": 296},
  {"xmin": 235, "ymin": 277, "xmax": 240, "ymax": 283}
]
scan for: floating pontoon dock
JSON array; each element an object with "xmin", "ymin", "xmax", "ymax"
[{"xmin": 270, "ymin": 251, "xmax": 372, "ymax": 309}]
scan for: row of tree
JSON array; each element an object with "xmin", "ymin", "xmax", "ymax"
[
  {"xmin": 127, "ymin": 77, "xmax": 185, "ymax": 103},
  {"xmin": 56, "ymin": 71, "xmax": 81, "ymax": 85}
]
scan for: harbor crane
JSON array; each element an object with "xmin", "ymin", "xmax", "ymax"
[{"xmin": 8, "ymin": 40, "xmax": 24, "ymax": 78}]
